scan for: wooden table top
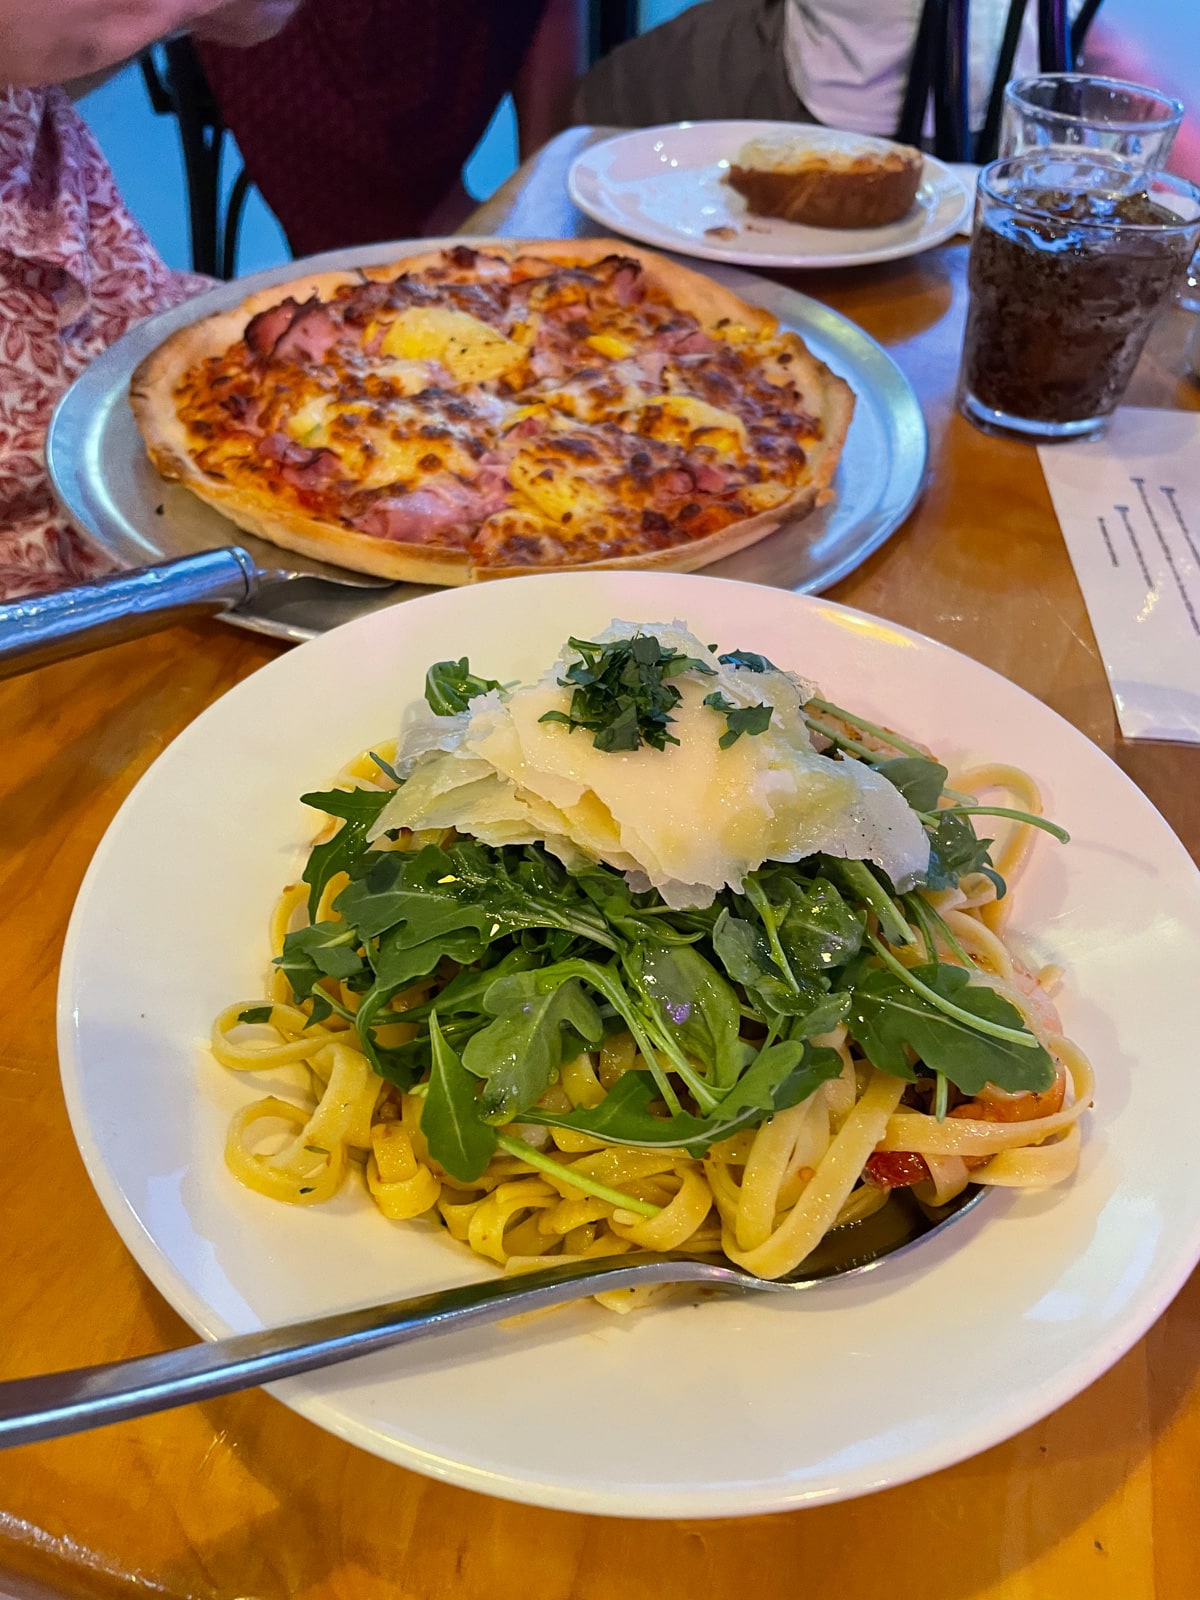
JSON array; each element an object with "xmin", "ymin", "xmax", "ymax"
[{"xmin": 3, "ymin": 126, "xmax": 1200, "ymax": 1600}]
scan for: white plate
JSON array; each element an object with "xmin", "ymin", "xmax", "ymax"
[
  {"xmin": 59, "ymin": 571, "xmax": 1200, "ymax": 1517},
  {"xmin": 569, "ymin": 121, "xmax": 973, "ymax": 268}
]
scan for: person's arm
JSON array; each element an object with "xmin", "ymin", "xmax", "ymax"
[
  {"xmin": 512, "ymin": 0, "xmax": 586, "ymax": 159},
  {"xmin": 1, "ymin": 0, "xmax": 301, "ymax": 90},
  {"xmin": 189, "ymin": 0, "xmax": 299, "ymax": 47}
]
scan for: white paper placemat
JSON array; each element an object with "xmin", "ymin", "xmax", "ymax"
[{"xmin": 1039, "ymin": 407, "xmax": 1200, "ymax": 743}]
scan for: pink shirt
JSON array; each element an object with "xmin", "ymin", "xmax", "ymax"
[{"xmin": 0, "ymin": 86, "xmax": 208, "ymax": 601}]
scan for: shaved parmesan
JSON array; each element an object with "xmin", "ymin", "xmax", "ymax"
[{"xmin": 372, "ymin": 622, "xmax": 930, "ymax": 908}]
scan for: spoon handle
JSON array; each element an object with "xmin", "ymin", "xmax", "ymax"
[{"xmin": 0, "ymin": 1254, "xmax": 719, "ymax": 1448}]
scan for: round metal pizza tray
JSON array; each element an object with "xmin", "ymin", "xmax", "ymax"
[{"xmin": 47, "ymin": 237, "xmax": 928, "ymax": 643}]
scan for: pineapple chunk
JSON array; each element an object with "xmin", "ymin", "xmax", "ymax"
[
  {"xmin": 585, "ymin": 333, "xmax": 634, "ymax": 360},
  {"xmin": 508, "ymin": 450, "xmax": 607, "ymax": 523},
  {"xmin": 380, "ymin": 306, "xmax": 524, "ymax": 383},
  {"xmin": 357, "ymin": 430, "xmax": 473, "ymax": 490},
  {"xmin": 740, "ymin": 481, "xmax": 792, "ymax": 511},
  {"xmin": 640, "ymin": 394, "xmax": 747, "ymax": 454},
  {"xmin": 373, "ymin": 357, "xmax": 442, "ymax": 397},
  {"xmin": 285, "ymin": 395, "xmax": 335, "ymax": 446}
]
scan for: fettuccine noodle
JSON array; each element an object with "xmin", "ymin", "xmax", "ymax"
[{"xmin": 212, "ymin": 719, "xmax": 1092, "ymax": 1308}]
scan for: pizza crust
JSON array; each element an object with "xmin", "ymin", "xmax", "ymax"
[{"xmin": 130, "ymin": 240, "xmax": 854, "ymax": 586}]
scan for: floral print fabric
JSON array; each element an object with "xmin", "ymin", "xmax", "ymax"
[{"xmin": 0, "ymin": 86, "xmax": 208, "ymax": 600}]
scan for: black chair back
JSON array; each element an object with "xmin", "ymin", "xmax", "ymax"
[
  {"xmin": 139, "ymin": 38, "xmax": 254, "ymax": 279},
  {"xmin": 898, "ymin": 0, "xmax": 1107, "ymax": 164}
]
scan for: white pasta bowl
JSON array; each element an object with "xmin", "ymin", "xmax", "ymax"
[{"xmin": 58, "ymin": 570, "xmax": 1200, "ymax": 1516}]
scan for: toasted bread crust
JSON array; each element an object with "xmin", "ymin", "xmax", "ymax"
[{"xmin": 727, "ymin": 150, "xmax": 923, "ymax": 229}]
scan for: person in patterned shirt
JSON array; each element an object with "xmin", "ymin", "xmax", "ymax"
[{"xmin": 0, "ymin": 0, "xmax": 300, "ymax": 601}]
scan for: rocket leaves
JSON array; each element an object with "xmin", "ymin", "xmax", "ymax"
[
  {"xmin": 518, "ymin": 1045, "xmax": 843, "ymax": 1155},
  {"xmin": 272, "ymin": 715, "xmax": 1057, "ymax": 1169},
  {"xmin": 632, "ymin": 945, "xmax": 747, "ymax": 1090},
  {"xmin": 423, "ymin": 1012, "xmax": 498, "ymax": 1181},
  {"xmin": 462, "ymin": 970, "xmax": 605, "ymax": 1122},
  {"xmin": 423, "ymin": 658, "xmax": 504, "ymax": 716},
  {"xmin": 299, "ymin": 783, "xmax": 395, "ymax": 919},
  {"xmin": 846, "ymin": 962, "xmax": 1055, "ymax": 1094}
]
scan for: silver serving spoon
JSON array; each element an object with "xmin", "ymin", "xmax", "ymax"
[{"xmin": 0, "ymin": 1187, "xmax": 981, "ymax": 1448}]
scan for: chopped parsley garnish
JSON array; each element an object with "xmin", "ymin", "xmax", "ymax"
[
  {"xmin": 718, "ymin": 648, "xmax": 778, "ymax": 673},
  {"xmin": 538, "ymin": 633, "xmax": 715, "ymax": 752},
  {"xmin": 702, "ymin": 690, "xmax": 774, "ymax": 748}
]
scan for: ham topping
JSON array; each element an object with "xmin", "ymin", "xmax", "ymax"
[
  {"xmin": 256, "ymin": 432, "xmax": 342, "ymax": 491},
  {"xmin": 351, "ymin": 471, "xmax": 507, "ymax": 546},
  {"xmin": 692, "ymin": 462, "xmax": 732, "ymax": 493},
  {"xmin": 272, "ymin": 300, "xmax": 342, "ymax": 365},
  {"xmin": 281, "ymin": 449, "xmax": 341, "ymax": 492},
  {"xmin": 609, "ymin": 261, "xmax": 644, "ymax": 306},
  {"xmin": 258, "ymin": 431, "xmax": 313, "ymax": 465},
  {"xmin": 244, "ymin": 295, "xmax": 342, "ymax": 364},
  {"xmin": 244, "ymin": 297, "xmax": 303, "ymax": 357},
  {"xmin": 653, "ymin": 325, "xmax": 719, "ymax": 356}
]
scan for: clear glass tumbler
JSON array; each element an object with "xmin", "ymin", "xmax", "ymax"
[
  {"xmin": 957, "ymin": 153, "xmax": 1200, "ymax": 442},
  {"xmin": 1002, "ymin": 73, "xmax": 1184, "ymax": 171}
]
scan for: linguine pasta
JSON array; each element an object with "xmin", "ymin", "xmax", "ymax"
[{"xmin": 211, "ymin": 631, "xmax": 1092, "ymax": 1312}]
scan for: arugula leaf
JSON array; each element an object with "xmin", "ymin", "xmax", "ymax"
[
  {"xmin": 237, "ymin": 1005, "xmax": 274, "ymax": 1025},
  {"xmin": 923, "ymin": 812, "xmax": 1006, "ymax": 897},
  {"xmin": 373, "ymin": 925, "xmax": 485, "ymax": 995},
  {"xmin": 368, "ymin": 751, "xmax": 401, "ymax": 784},
  {"xmin": 276, "ymin": 921, "xmax": 365, "ymax": 1000},
  {"xmin": 338, "ymin": 849, "xmax": 493, "ymax": 943},
  {"xmin": 371, "ymin": 1013, "xmax": 489, "ymax": 1092},
  {"xmin": 334, "ymin": 841, "xmax": 615, "ymax": 950},
  {"xmin": 571, "ymin": 859, "xmax": 699, "ymax": 946},
  {"xmin": 421, "ymin": 1012, "xmax": 498, "ymax": 1181},
  {"xmin": 871, "ymin": 756, "xmax": 948, "ymax": 813},
  {"xmin": 768, "ymin": 874, "xmax": 865, "ymax": 975},
  {"xmin": 538, "ymin": 632, "xmax": 715, "ymax": 753},
  {"xmin": 520, "ymin": 1045, "xmax": 842, "ymax": 1156},
  {"xmin": 711, "ymin": 909, "xmax": 826, "ymax": 1018},
  {"xmin": 786, "ymin": 990, "xmax": 852, "ymax": 1040},
  {"xmin": 714, "ymin": 1039, "xmax": 805, "ymax": 1117},
  {"xmin": 307, "ymin": 990, "xmax": 335, "ymax": 1027},
  {"xmin": 299, "ymin": 785, "xmax": 395, "ymax": 919},
  {"xmin": 424, "ymin": 658, "xmax": 503, "ymax": 716},
  {"xmin": 351, "ymin": 924, "xmax": 485, "ymax": 1075},
  {"xmin": 398, "ymin": 948, "xmax": 538, "ymax": 1020},
  {"xmin": 634, "ymin": 945, "xmax": 746, "ymax": 1089},
  {"xmin": 846, "ymin": 961, "xmax": 1054, "ymax": 1094},
  {"xmin": 462, "ymin": 969, "xmax": 605, "ymax": 1122},
  {"xmin": 717, "ymin": 649, "xmax": 778, "ymax": 674}
]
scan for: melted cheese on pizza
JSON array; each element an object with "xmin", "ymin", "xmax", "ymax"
[{"xmin": 169, "ymin": 245, "xmax": 841, "ymax": 567}]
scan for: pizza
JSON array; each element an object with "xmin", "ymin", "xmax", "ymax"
[{"xmin": 130, "ymin": 240, "xmax": 855, "ymax": 584}]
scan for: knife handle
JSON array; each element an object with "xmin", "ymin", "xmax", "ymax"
[{"xmin": 0, "ymin": 548, "xmax": 258, "ymax": 682}]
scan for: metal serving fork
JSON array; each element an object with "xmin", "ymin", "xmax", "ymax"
[{"xmin": 0, "ymin": 1187, "xmax": 981, "ymax": 1448}]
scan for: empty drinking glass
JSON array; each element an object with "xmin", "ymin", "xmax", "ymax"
[{"xmin": 1002, "ymin": 73, "xmax": 1184, "ymax": 172}]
